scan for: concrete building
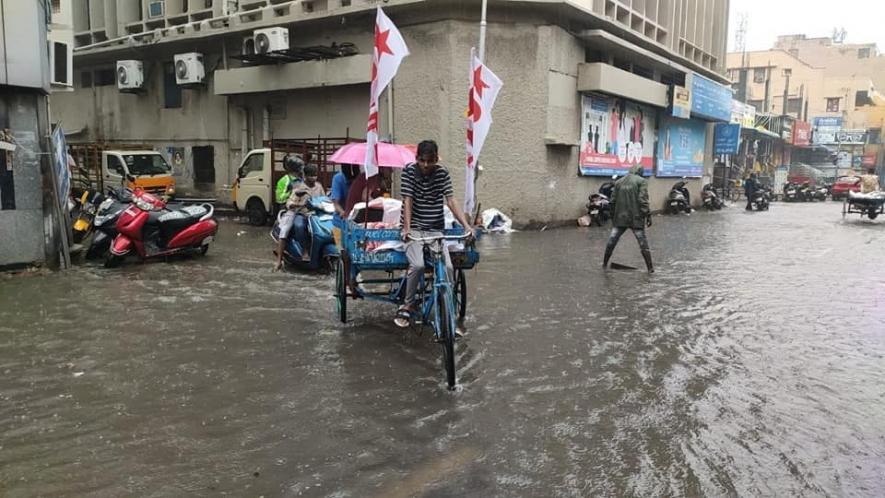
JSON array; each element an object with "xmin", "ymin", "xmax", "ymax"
[
  {"xmin": 1, "ymin": 1, "xmax": 66, "ymax": 268},
  {"xmin": 54, "ymin": 0, "xmax": 731, "ymax": 224},
  {"xmin": 726, "ymin": 34, "xmax": 884, "ymax": 136}
]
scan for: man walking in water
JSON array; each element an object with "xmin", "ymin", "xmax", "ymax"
[{"xmin": 603, "ymin": 163, "xmax": 654, "ymax": 273}]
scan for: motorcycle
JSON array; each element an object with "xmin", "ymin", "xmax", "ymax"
[
  {"xmin": 270, "ymin": 195, "xmax": 339, "ymax": 271},
  {"xmin": 71, "ymin": 190, "xmax": 103, "ymax": 244},
  {"xmin": 666, "ymin": 181, "xmax": 692, "ymax": 214},
  {"xmin": 784, "ymin": 183, "xmax": 799, "ymax": 202},
  {"xmin": 106, "ymin": 188, "xmax": 217, "ymax": 267},
  {"xmin": 85, "ymin": 187, "xmax": 132, "ymax": 260},
  {"xmin": 812, "ymin": 184, "xmax": 828, "ymax": 201},
  {"xmin": 752, "ymin": 188, "xmax": 771, "ymax": 211},
  {"xmin": 701, "ymin": 184, "xmax": 723, "ymax": 210},
  {"xmin": 587, "ymin": 181, "xmax": 614, "ymax": 226},
  {"xmin": 798, "ymin": 182, "xmax": 814, "ymax": 202}
]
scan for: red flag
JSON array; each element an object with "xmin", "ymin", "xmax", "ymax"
[
  {"xmin": 365, "ymin": 7, "xmax": 409, "ymax": 178},
  {"xmin": 465, "ymin": 48, "xmax": 503, "ymax": 216}
]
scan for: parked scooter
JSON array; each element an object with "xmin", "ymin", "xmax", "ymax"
[
  {"xmin": 72, "ymin": 190, "xmax": 102, "ymax": 244},
  {"xmin": 666, "ymin": 180, "xmax": 692, "ymax": 214},
  {"xmin": 784, "ymin": 182, "xmax": 799, "ymax": 202},
  {"xmin": 106, "ymin": 188, "xmax": 217, "ymax": 267},
  {"xmin": 587, "ymin": 181, "xmax": 614, "ymax": 226},
  {"xmin": 85, "ymin": 187, "xmax": 132, "ymax": 260},
  {"xmin": 701, "ymin": 183, "xmax": 724, "ymax": 210},
  {"xmin": 812, "ymin": 184, "xmax": 828, "ymax": 201},
  {"xmin": 270, "ymin": 195, "xmax": 339, "ymax": 271},
  {"xmin": 798, "ymin": 182, "xmax": 814, "ymax": 202}
]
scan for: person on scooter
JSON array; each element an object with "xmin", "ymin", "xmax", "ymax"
[
  {"xmin": 275, "ymin": 155, "xmax": 304, "ymax": 206},
  {"xmin": 273, "ymin": 156, "xmax": 308, "ymax": 271},
  {"xmin": 744, "ymin": 173, "xmax": 759, "ymax": 210},
  {"xmin": 287, "ymin": 163, "xmax": 327, "ymax": 263},
  {"xmin": 861, "ymin": 167, "xmax": 880, "ymax": 193},
  {"xmin": 603, "ymin": 163, "xmax": 654, "ymax": 273},
  {"xmin": 395, "ymin": 140, "xmax": 475, "ymax": 329}
]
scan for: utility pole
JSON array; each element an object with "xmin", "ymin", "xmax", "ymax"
[
  {"xmin": 478, "ymin": 0, "xmax": 488, "ymax": 62},
  {"xmin": 781, "ymin": 68, "xmax": 791, "ymax": 116}
]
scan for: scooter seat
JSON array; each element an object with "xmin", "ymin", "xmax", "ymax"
[{"xmin": 157, "ymin": 206, "xmax": 207, "ymax": 240}]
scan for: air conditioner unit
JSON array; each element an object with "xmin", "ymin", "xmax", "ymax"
[
  {"xmin": 174, "ymin": 52, "xmax": 205, "ymax": 85},
  {"xmin": 50, "ymin": 41, "xmax": 73, "ymax": 87},
  {"xmin": 254, "ymin": 27, "xmax": 289, "ymax": 54},
  {"xmin": 116, "ymin": 60, "xmax": 144, "ymax": 92},
  {"xmin": 148, "ymin": 0, "xmax": 165, "ymax": 18}
]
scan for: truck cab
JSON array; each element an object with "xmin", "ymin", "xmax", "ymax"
[
  {"xmin": 103, "ymin": 150, "xmax": 176, "ymax": 197},
  {"xmin": 232, "ymin": 148, "xmax": 275, "ymax": 225}
]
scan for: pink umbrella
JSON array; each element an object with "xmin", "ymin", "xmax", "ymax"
[{"xmin": 328, "ymin": 142, "xmax": 416, "ymax": 168}]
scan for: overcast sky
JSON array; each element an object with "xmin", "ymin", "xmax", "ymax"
[{"xmin": 727, "ymin": 0, "xmax": 885, "ymax": 52}]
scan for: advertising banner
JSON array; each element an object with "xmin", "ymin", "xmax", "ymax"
[
  {"xmin": 657, "ymin": 117, "xmax": 707, "ymax": 177},
  {"xmin": 836, "ymin": 130, "xmax": 867, "ymax": 145},
  {"xmin": 792, "ymin": 120, "xmax": 811, "ymax": 146},
  {"xmin": 689, "ymin": 73, "xmax": 733, "ymax": 122},
  {"xmin": 713, "ymin": 123, "xmax": 741, "ymax": 155},
  {"xmin": 671, "ymin": 85, "xmax": 691, "ymax": 119},
  {"xmin": 730, "ymin": 100, "xmax": 756, "ymax": 128},
  {"xmin": 580, "ymin": 94, "xmax": 656, "ymax": 177},
  {"xmin": 812, "ymin": 116, "xmax": 843, "ymax": 144}
]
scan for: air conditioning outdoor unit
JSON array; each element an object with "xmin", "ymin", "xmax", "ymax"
[
  {"xmin": 254, "ymin": 27, "xmax": 289, "ymax": 54},
  {"xmin": 116, "ymin": 60, "xmax": 145, "ymax": 92},
  {"xmin": 174, "ymin": 52, "xmax": 205, "ymax": 85}
]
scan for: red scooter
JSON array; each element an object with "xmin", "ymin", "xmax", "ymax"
[{"xmin": 106, "ymin": 188, "xmax": 218, "ymax": 267}]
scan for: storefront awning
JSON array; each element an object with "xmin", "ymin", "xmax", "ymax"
[{"xmin": 753, "ymin": 127, "xmax": 781, "ymax": 139}]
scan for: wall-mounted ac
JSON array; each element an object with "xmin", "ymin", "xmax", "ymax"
[
  {"xmin": 50, "ymin": 41, "xmax": 73, "ymax": 87},
  {"xmin": 116, "ymin": 60, "xmax": 144, "ymax": 92},
  {"xmin": 174, "ymin": 52, "xmax": 205, "ymax": 85},
  {"xmin": 254, "ymin": 27, "xmax": 289, "ymax": 54}
]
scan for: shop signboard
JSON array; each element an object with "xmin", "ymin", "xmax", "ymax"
[
  {"xmin": 580, "ymin": 93, "xmax": 656, "ymax": 177},
  {"xmin": 862, "ymin": 153, "xmax": 876, "ymax": 166},
  {"xmin": 689, "ymin": 72, "xmax": 733, "ymax": 122},
  {"xmin": 792, "ymin": 120, "xmax": 811, "ymax": 146},
  {"xmin": 656, "ymin": 116, "xmax": 707, "ymax": 177},
  {"xmin": 730, "ymin": 100, "xmax": 756, "ymax": 128},
  {"xmin": 713, "ymin": 123, "xmax": 741, "ymax": 155},
  {"xmin": 836, "ymin": 130, "xmax": 867, "ymax": 145},
  {"xmin": 671, "ymin": 85, "xmax": 691, "ymax": 119},
  {"xmin": 812, "ymin": 116, "xmax": 842, "ymax": 144}
]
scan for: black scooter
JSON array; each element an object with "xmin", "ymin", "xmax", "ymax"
[
  {"xmin": 666, "ymin": 181, "xmax": 692, "ymax": 214},
  {"xmin": 702, "ymin": 184, "xmax": 723, "ymax": 210},
  {"xmin": 85, "ymin": 187, "xmax": 132, "ymax": 260}
]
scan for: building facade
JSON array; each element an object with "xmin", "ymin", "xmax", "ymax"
[{"xmin": 55, "ymin": 0, "xmax": 731, "ymax": 224}]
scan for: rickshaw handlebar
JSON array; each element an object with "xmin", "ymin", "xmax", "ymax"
[{"xmin": 406, "ymin": 233, "xmax": 472, "ymax": 243}]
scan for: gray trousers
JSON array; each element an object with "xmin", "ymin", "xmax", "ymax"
[
  {"xmin": 405, "ymin": 230, "xmax": 453, "ymax": 306},
  {"xmin": 606, "ymin": 226, "xmax": 650, "ymax": 252}
]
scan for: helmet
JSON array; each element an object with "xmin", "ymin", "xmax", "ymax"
[{"xmin": 285, "ymin": 155, "xmax": 305, "ymax": 174}]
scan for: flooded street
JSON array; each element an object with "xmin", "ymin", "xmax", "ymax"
[{"xmin": 2, "ymin": 201, "xmax": 885, "ymax": 497}]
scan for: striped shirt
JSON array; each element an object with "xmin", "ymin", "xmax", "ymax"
[{"xmin": 401, "ymin": 163, "xmax": 454, "ymax": 231}]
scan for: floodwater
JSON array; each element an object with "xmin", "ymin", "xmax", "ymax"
[{"xmin": 2, "ymin": 201, "xmax": 884, "ymax": 497}]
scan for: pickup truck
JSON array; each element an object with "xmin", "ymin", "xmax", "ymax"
[{"xmin": 70, "ymin": 144, "xmax": 176, "ymax": 198}]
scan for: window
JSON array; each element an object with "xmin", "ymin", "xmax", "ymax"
[
  {"xmin": 632, "ymin": 64, "xmax": 654, "ymax": 80},
  {"xmin": 826, "ymin": 97, "xmax": 840, "ymax": 113},
  {"xmin": 94, "ymin": 68, "xmax": 115, "ymax": 86},
  {"xmin": 107, "ymin": 156, "xmax": 126, "ymax": 176},
  {"xmin": 52, "ymin": 42, "xmax": 70, "ymax": 85},
  {"xmin": 869, "ymin": 128, "xmax": 882, "ymax": 145},
  {"xmin": 163, "ymin": 62, "xmax": 182, "ymax": 109},
  {"xmin": 340, "ymin": 0, "xmax": 352, "ymax": 5},
  {"xmin": 753, "ymin": 67, "xmax": 766, "ymax": 83},
  {"xmin": 51, "ymin": 0, "xmax": 61, "ymax": 14},
  {"xmin": 855, "ymin": 91, "xmax": 872, "ymax": 107},
  {"xmin": 122, "ymin": 154, "xmax": 171, "ymax": 175},
  {"xmin": 80, "ymin": 70, "xmax": 93, "ymax": 88},
  {"xmin": 239, "ymin": 153, "xmax": 265, "ymax": 177},
  {"xmin": 786, "ymin": 97, "xmax": 802, "ymax": 115},
  {"xmin": 858, "ymin": 48, "xmax": 871, "ymax": 59},
  {"xmin": 748, "ymin": 99, "xmax": 764, "ymax": 113}
]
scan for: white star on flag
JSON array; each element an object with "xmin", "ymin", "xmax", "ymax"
[
  {"xmin": 465, "ymin": 48, "xmax": 503, "ymax": 217},
  {"xmin": 364, "ymin": 7, "xmax": 409, "ymax": 178}
]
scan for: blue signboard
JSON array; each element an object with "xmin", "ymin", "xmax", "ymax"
[
  {"xmin": 657, "ymin": 117, "xmax": 707, "ymax": 177},
  {"xmin": 713, "ymin": 123, "xmax": 741, "ymax": 155},
  {"xmin": 690, "ymin": 73, "xmax": 733, "ymax": 122},
  {"xmin": 813, "ymin": 117, "xmax": 843, "ymax": 128}
]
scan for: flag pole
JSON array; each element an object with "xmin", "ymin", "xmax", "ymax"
[{"xmin": 478, "ymin": 0, "xmax": 488, "ymax": 62}]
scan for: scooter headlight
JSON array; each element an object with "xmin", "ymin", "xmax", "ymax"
[{"xmin": 134, "ymin": 197, "xmax": 155, "ymax": 211}]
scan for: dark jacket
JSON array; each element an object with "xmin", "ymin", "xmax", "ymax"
[
  {"xmin": 610, "ymin": 164, "xmax": 650, "ymax": 229},
  {"xmin": 744, "ymin": 177, "xmax": 758, "ymax": 196}
]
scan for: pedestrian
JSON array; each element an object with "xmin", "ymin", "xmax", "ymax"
[
  {"xmin": 394, "ymin": 140, "xmax": 475, "ymax": 328},
  {"xmin": 744, "ymin": 172, "xmax": 758, "ymax": 210},
  {"xmin": 602, "ymin": 163, "xmax": 654, "ymax": 273}
]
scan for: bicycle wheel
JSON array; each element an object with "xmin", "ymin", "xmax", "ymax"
[
  {"xmin": 437, "ymin": 289, "xmax": 457, "ymax": 389},
  {"xmin": 453, "ymin": 269, "xmax": 467, "ymax": 321},
  {"xmin": 335, "ymin": 257, "xmax": 347, "ymax": 323}
]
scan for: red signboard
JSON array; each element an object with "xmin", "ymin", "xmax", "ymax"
[
  {"xmin": 862, "ymin": 153, "xmax": 876, "ymax": 166},
  {"xmin": 792, "ymin": 120, "xmax": 811, "ymax": 146}
]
